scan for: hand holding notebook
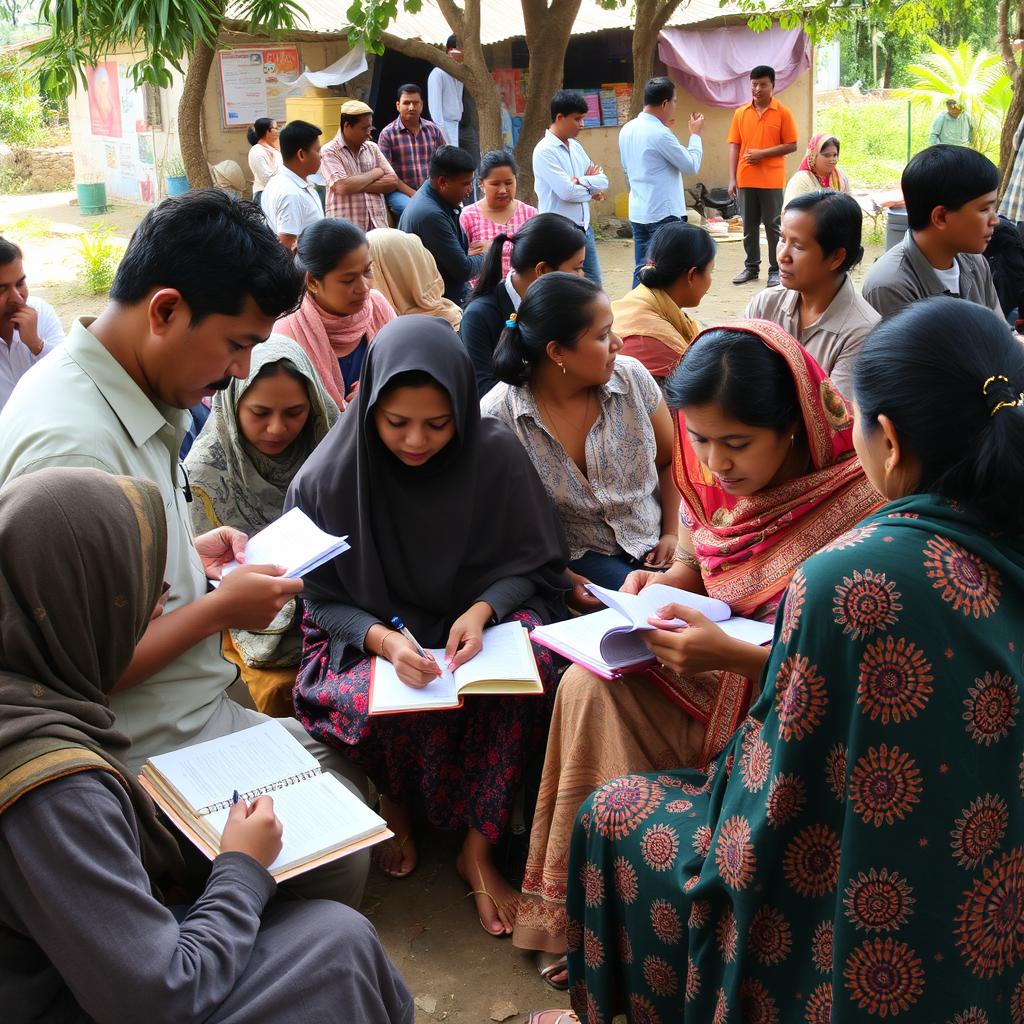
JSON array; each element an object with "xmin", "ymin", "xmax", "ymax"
[{"xmin": 219, "ymin": 507, "xmax": 350, "ymax": 580}]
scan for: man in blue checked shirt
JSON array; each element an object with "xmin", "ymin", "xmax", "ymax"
[
  {"xmin": 619, "ymin": 77, "xmax": 704, "ymax": 287},
  {"xmin": 532, "ymin": 89, "xmax": 609, "ymax": 285}
]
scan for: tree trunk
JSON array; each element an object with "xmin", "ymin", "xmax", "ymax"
[
  {"xmin": 515, "ymin": 0, "xmax": 583, "ymax": 202},
  {"xmin": 178, "ymin": 35, "xmax": 215, "ymax": 190},
  {"xmin": 629, "ymin": 0, "xmax": 684, "ymax": 119},
  {"xmin": 997, "ymin": 0, "xmax": 1024, "ymax": 196}
]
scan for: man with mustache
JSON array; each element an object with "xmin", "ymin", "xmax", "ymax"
[
  {"xmin": 0, "ymin": 189, "xmax": 372, "ymax": 907},
  {"xmin": 0, "ymin": 237, "xmax": 64, "ymax": 411}
]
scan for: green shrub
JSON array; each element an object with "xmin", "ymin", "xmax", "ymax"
[
  {"xmin": 76, "ymin": 226, "xmax": 123, "ymax": 295},
  {"xmin": 0, "ymin": 54, "xmax": 46, "ymax": 147}
]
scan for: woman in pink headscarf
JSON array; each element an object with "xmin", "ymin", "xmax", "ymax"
[
  {"xmin": 275, "ymin": 219, "xmax": 396, "ymax": 409},
  {"xmin": 783, "ymin": 132, "xmax": 850, "ymax": 206}
]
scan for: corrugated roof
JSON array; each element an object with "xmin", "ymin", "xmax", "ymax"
[{"xmin": 288, "ymin": 0, "xmax": 771, "ymax": 45}]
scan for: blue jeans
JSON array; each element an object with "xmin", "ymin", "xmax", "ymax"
[
  {"xmin": 582, "ymin": 225, "xmax": 602, "ymax": 286},
  {"xmin": 631, "ymin": 215, "xmax": 682, "ymax": 288},
  {"xmin": 386, "ymin": 191, "xmax": 411, "ymax": 217},
  {"xmin": 569, "ymin": 549, "xmax": 643, "ymax": 590}
]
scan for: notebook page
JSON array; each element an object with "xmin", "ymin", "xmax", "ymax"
[
  {"xmin": 221, "ymin": 507, "xmax": 349, "ymax": 579},
  {"xmin": 147, "ymin": 721, "xmax": 317, "ymax": 813},
  {"xmin": 587, "ymin": 583, "xmax": 732, "ymax": 627},
  {"xmin": 370, "ymin": 652, "xmax": 459, "ymax": 712},
  {"xmin": 206, "ymin": 773, "xmax": 387, "ymax": 872},
  {"xmin": 452, "ymin": 622, "xmax": 534, "ymax": 687},
  {"xmin": 531, "ymin": 609, "xmax": 629, "ymax": 672},
  {"xmin": 719, "ymin": 617, "xmax": 776, "ymax": 647}
]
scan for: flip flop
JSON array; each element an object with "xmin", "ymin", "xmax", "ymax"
[
  {"xmin": 526, "ymin": 1011, "xmax": 578, "ymax": 1024},
  {"xmin": 464, "ymin": 860, "xmax": 518, "ymax": 937},
  {"xmin": 372, "ymin": 833, "xmax": 416, "ymax": 878},
  {"xmin": 536, "ymin": 952, "xmax": 570, "ymax": 992}
]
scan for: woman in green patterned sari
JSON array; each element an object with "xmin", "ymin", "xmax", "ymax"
[{"xmin": 565, "ymin": 296, "xmax": 1024, "ymax": 1023}]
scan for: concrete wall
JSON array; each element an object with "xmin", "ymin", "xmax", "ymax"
[
  {"xmin": 68, "ymin": 35, "xmax": 374, "ymax": 205},
  {"xmin": 583, "ymin": 65, "xmax": 815, "ymax": 220}
]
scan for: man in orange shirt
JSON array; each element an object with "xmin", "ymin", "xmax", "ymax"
[{"xmin": 727, "ymin": 65, "xmax": 798, "ymax": 287}]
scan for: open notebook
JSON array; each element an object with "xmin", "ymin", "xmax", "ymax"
[
  {"xmin": 139, "ymin": 721, "xmax": 390, "ymax": 882},
  {"xmin": 220, "ymin": 507, "xmax": 349, "ymax": 580},
  {"xmin": 531, "ymin": 582, "xmax": 775, "ymax": 679},
  {"xmin": 369, "ymin": 621, "xmax": 542, "ymax": 714}
]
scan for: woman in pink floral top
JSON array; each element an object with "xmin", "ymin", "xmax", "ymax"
[{"xmin": 460, "ymin": 150, "xmax": 537, "ymax": 287}]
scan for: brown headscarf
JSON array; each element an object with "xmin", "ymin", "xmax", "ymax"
[{"xmin": 0, "ymin": 468, "xmax": 185, "ymax": 884}]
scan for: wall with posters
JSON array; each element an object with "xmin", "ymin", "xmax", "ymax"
[{"xmin": 67, "ymin": 36, "xmax": 374, "ymax": 205}]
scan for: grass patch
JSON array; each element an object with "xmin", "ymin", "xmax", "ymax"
[
  {"xmin": 817, "ymin": 98, "xmax": 1000, "ymax": 190},
  {"xmin": 1, "ymin": 214, "xmax": 51, "ymax": 241},
  {"xmin": 76, "ymin": 225, "xmax": 124, "ymax": 295}
]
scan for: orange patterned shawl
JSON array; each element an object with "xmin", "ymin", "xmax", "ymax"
[{"xmin": 650, "ymin": 318, "xmax": 882, "ymax": 763}]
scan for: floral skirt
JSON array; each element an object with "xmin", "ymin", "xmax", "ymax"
[{"xmin": 294, "ymin": 609, "xmax": 559, "ymax": 842}]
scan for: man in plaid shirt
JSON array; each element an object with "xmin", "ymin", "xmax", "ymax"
[
  {"xmin": 378, "ymin": 84, "xmax": 446, "ymax": 218},
  {"xmin": 319, "ymin": 99, "xmax": 399, "ymax": 230}
]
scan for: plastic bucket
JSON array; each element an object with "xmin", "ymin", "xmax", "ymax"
[
  {"xmin": 166, "ymin": 175, "xmax": 190, "ymax": 196},
  {"xmin": 885, "ymin": 205, "xmax": 909, "ymax": 251},
  {"xmin": 75, "ymin": 182, "xmax": 108, "ymax": 216}
]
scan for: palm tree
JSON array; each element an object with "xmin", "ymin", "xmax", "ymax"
[{"xmin": 898, "ymin": 38, "xmax": 1011, "ymax": 158}]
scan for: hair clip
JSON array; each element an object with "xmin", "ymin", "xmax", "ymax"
[
  {"xmin": 982, "ymin": 374, "xmax": 1010, "ymax": 396},
  {"xmin": 505, "ymin": 313, "xmax": 518, "ymax": 329}
]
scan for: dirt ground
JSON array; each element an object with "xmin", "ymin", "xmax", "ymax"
[{"xmin": 0, "ymin": 192, "xmax": 885, "ymax": 1024}]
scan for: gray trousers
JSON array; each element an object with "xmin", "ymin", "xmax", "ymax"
[{"xmin": 740, "ymin": 187, "xmax": 783, "ymax": 273}]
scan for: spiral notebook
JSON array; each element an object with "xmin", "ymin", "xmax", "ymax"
[{"xmin": 139, "ymin": 721, "xmax": 390, "ymax": 882}]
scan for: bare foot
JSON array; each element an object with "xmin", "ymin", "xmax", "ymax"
[
  {"xmin": 457, "ymin": 830, "xmax": 520, "ymax": 936},
  {"xmin": 373, "ymin": 796, "xmax": 416, "ymax": 878}
]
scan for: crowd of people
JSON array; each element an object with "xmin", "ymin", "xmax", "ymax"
[{"xmin": 1, "ymin": 54, "xmax": 1023, "ymax": 1024}]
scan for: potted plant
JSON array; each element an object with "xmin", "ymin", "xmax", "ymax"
[
  {"xmin": 164, "ymin": 155, "xmax": 189, "ymax": 197},
  {"xmin": 74, "ymin": 170, "xmax": 108, "ymax": 216}
]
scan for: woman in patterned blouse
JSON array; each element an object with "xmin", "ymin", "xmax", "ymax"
[{"xmin": 566, "ymin": 296, "xmax": 1024, "ymax": 1022}]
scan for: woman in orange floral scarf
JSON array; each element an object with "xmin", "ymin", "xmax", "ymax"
[{"xmin": 517, "ymin": 320, "xmax": 881, "ymax": 987}]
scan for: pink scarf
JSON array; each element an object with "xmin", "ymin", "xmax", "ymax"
[{"xmin": 274, "ymin": 290, "xmax": 396, "ymax": 409}]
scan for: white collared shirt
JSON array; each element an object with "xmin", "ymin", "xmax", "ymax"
[
  {"xmin": 427, "ymin": 66, "xmax": 464, "ymax": 146},
  {"xmin": 0, "ymin": 295, "xmax": 64, "ymax": 410},
  {"xmin": 619, "ymin": 112, "xmax": 703, "ymax": 224},
  {"xmin": 531, "ymin": 129, "xmax": 609, "ymax": 231},
  {"xmin": 503, "ymin": 273, "xmax": 522, "ymax": 311},
  {"xmin": 260, "ymin": 165, "xmax": 324, "ymax": 238}
]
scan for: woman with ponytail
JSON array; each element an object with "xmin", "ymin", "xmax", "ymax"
[
  {"xmin": 482, "ymin": 272, "xmax": 679, "ymax": 595},
  {"xmin": 246, "ymin": 117, "xmax": 281, "ymax": 205},
  {"xmin": 459, "ymin": 150, "xmax": 537, "ymax": 287},
  {"xmin": 611, "ymin": 220, "xmax": 715, "ymax": 383},
  {"xmin": 461, "ymin": 213, "xmax": 586, "ymax": 396},
  {"xmin": 565, "ymin": 296, "xmax": 1024, "ymax": 1023},
  {"xmin": 746, "ymin": 189, "xmax": 879, "ymax": 398}
]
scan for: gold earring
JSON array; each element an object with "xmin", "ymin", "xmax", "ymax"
[{"xmin": 560, "ymin": 363, "xmax": 566, "ymax": 375}]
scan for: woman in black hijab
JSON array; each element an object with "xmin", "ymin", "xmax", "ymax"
[{"xmin": 287, "ymin": 315, "xmax": 569, "ymax": 937}]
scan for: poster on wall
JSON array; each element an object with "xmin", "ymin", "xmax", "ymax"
[
  {"xmin": 217, "ymin": 47, "xmax": 301, "ymax": 129},
  {"xmin": 86, "ymin": 62, "xmax": 123, "ymax": 138}
]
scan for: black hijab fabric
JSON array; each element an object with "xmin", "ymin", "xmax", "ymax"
[{"xmin": 286, "ymin": 315, "xmax": 568, "ymax": 649}]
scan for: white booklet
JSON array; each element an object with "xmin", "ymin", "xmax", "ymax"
[
  {"xmin": 531, "ymin": 582, "xmax": 775, "ymax": 678},
  {"xmin": 369, "ymin": 621, "xmax": 542, "ymax": 714},
  {"xmin": 220, "ymin": 507, "xmax": 349, "ymax": 580},
  {"xmin": 139, "ymin": 721, "xmax": 389, "ymax": 881}
]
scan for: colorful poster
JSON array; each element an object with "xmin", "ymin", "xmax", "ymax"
[
  {"xmin": 217, "ymin": 46, "xmax": 301, "ymax": 129},
  {"xmin": 86, "ymin": 61, "xmax": 122, "ymax": 138}
]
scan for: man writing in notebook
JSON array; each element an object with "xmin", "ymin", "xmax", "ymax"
[{"xmin": 0, "ymin": 189, "xmax": 371, "ymax": 907}]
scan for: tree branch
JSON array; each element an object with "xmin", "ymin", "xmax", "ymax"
[
  {"xmin": 380, "ymin": 31, "xmax": 468, "ymax": 82},
  {"xmin": 434, "ymin": 0, "xmax": 466, "ymax": 37}
]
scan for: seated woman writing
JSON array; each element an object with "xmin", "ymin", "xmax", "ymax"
[
  {"xmin": 566, "ymin": 296, "xmax": 1024, "ymax": 1023},
  {"xmin": 783, "ymin": 132, "xmax": 850, "ymax": 206},
  {"xmin": 285, "ymin": 316, "xmax": 569, "ymax": 937},
  {"xmin": 515, "ymin": 320, "xmax": 881, "ymax": 990},
  {"xmin": 275, "ymin": 219, "xmax": 396, "ymax": 410},
  {"xmin": 746, "ymin": 189, "xmax": 879, "ymax": 398},
  {"xmin": 0, "ymin": 467, "xmax": 412, "ymax": 1024},
  {"xmin": 366, "ymin": 228, "xmax": 464, "ymax": 330},
  {"xmin": 184, "ymin": 337, "xmax": 339, "ymax": 716},
  {"xmin": 462, "ymin": 212, "xmax": 586, "ymax": 397},
  {"xmin": 611, "ymin": 220, "xmax": 715, "ymax": 384},
  {"xmin": 482, "ymin": 272, "xmax": 679, "ymax": 596}
]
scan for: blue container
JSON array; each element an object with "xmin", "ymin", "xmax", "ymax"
[{"xmin": 166, "ymin": 175, "xmax": 190, "ymax": 197}]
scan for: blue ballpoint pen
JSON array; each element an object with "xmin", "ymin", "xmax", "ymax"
[{"xmin": 389, "ymin": 616, "xmax": 441, "ymax": 671}]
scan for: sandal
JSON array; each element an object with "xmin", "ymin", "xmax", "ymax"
[
  {"xmin": 372, "ymin": 833, "xmax": 416, "ymax": 878},
  {"xmin": 536, "ymin": 952, "xmax": 569, "ymax": 992},
  {"xmin": 461, "ymin": 859, "xmax": 519, "ymax": 937},
  {"xmin": 527, "ymin": 1012, "xmax": 578, "ymax": 1024}
]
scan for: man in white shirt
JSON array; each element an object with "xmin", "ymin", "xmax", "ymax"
[
  {"xmin": 532, "ymin": 89, "xmax": 610, "ymax": 284},
  {"xmin": 619, "ymin": 77, "xmax": 704, "ymax": 288},
  {"xmin": 427, "ymin": 35, "xmax": 465, "ymax": 146},
  {"xmin": 0, "ymin": 238, "xmax": 64, "ymax": 409},
  {"xmin": 260, "ymin": 119, "xmax": 324, "ymax": 251}
]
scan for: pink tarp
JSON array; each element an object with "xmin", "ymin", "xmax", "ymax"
[{"xmin": 658, "ymin": 24, "xmax": 811, "ymax": 109}]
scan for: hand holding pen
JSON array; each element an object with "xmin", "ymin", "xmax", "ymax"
[
  {"xmin": 388, "ymin": 616, "xmax": 443, "ymax": 688},
  {"xmin": 220, "ymin": 789, "xmax": 283, "ymax": 868}
]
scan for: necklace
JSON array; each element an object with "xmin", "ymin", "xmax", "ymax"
[{"xmin": 535, "ymin": 386, "xmax": 594, "ymax": 453}]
